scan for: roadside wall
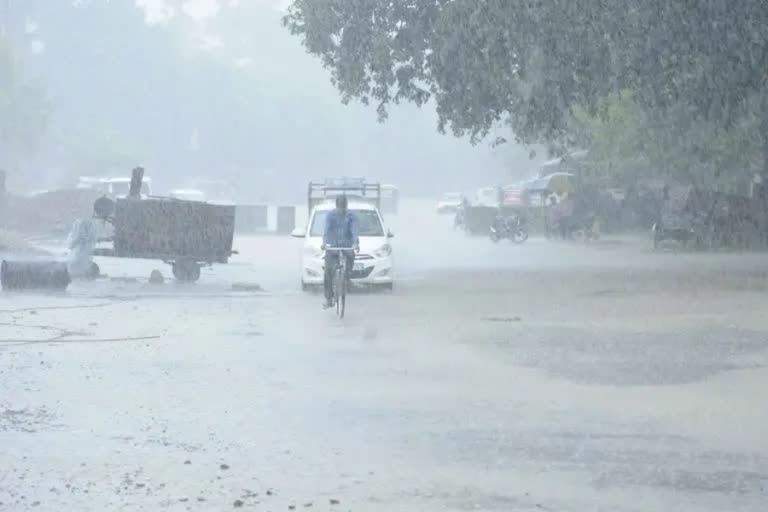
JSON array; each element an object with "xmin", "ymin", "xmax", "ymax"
[{"xmin": 1, "ymin": 189, "xmax": 102, "ymax": 236}]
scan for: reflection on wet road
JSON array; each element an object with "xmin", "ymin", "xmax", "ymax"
[{"xmin": 1, "ymin": 200, "xmax": 767, "ymax": 511}]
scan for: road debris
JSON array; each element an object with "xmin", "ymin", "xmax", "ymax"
[
  {"xmin": 484, "ymin": 316, "xmax": 522, "ymax": 323},
  {"xmin": 232, "ymin": 282, "xmax": 263, "ymax": 292},
  {"xmin": 1, "ymin": 260, "xmax": 71, "ymax": 290},
  {"xmin": 110, "ymin": 277, "xmax": 139, "ymax": 283}
]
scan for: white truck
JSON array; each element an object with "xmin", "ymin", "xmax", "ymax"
[{"xmin": 77, "ymin": 176, "xmax": 153, "ymax": 199}]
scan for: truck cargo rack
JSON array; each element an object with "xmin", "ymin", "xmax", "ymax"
[{"xmin": 307, "ymin": 177, "xmax": 382, "ymax": 214}]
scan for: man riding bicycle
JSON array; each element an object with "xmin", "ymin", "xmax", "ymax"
[{"xmin": 322, "ymin": 195, "xmax": 359, "ymax": 309}]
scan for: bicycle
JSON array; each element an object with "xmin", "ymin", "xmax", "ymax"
[{"xmin": 325, "ymin": 246, "xmax": 355, "ymax": 318}]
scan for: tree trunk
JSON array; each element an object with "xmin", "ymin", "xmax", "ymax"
[{"xmin": 754, "ymin": 95, "xmax": 768, "ymax": 245}]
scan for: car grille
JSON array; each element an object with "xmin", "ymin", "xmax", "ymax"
[{"xmin": 351, "ymin": 267, "xmax": 374, "ymax": 279}]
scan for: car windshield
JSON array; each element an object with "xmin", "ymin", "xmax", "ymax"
[
  {"xmin": 310, "ymin": 209, "xmax": 384, "ymax": 237},
  {"xmin": 110, "ymin": 182, "xmax": 131, "ymax": 196}
]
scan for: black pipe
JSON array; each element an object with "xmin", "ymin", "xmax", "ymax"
[{"xmin": 1, "ymin": 260, "xmax": 71, "ymax": 290}]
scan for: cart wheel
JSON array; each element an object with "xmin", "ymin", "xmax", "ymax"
[
  {"xmin": 172, "ymin": 260, "xmax": 201, "ymax": 282},
  {"xmin": 512, "ymin": 228, "xmax": 529, "ymax": 244}
]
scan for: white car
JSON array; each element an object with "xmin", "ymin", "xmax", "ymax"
[
  {"xmin": 169, "ymin": 189, "xmax": 206, "ymax": 202},
  {"xmin": 293, "ymin": 201, "xmax": 394, "ymax": 291},
  {"xmin": 77, "ymin": 176, "xmax": 153, "ymax": 199},
  {"xmin": 475, "ymin": 187, "xmax": 500, "ymax": 207},
  {"xmin": 436, "ymin": 192, "xmax": 463, "ymax": 214}
]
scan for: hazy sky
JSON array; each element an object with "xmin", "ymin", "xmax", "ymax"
[
  {"xmin": 10, "ymin": 0, "xmax": 542, "ymax": 197},
  {"xmin": 136, "ymin": 0, "xmax": 288, "ymax": 23}
]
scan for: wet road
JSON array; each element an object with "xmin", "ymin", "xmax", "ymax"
[{"xmin": 1, "ymin": 200, "xmax": 767, "ymax": 511}]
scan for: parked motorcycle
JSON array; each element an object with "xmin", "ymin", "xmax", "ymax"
[{"xmin": 489, "ymin": 213, "xmax": 529, "ymax": 243}]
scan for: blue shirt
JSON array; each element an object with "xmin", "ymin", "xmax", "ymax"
[{"xmin": 323, "ymin": 209, "xmax": 359, "ymax": 248}]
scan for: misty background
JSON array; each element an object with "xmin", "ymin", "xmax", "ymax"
[{"xmin": 1, "ymin": 0, "xmax": 542, "ymax": 202}]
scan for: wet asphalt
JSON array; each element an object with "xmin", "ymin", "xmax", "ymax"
[{"xmin": 1, "ymin": 200, "xmax": 767, "ymax": 511}]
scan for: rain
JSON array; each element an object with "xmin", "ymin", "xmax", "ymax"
[{"xmin": 1, "ymin": 1, "xmax": 767, "ymax": 511}]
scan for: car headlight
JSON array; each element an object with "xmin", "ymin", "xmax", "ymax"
[{"xmin": 374, "ymin": 244, "xmax": 392, "ymax": 257}]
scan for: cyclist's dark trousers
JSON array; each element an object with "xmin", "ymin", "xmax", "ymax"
[{"xmin": 324, "ymin": 251, "xmax": 355, "ymax": 300}]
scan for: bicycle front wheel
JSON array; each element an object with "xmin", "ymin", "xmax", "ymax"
[{"xmin": 334, "ymin": 270, "xmax": 346, "ymax": 318}]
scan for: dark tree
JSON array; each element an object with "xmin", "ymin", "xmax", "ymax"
[{"xmin": 284, "ymin": 0, "xmax": 768, "ymax": 150}]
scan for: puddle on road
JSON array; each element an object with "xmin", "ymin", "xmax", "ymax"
[
  {"xmin": 0, "ymin": 405, "xmax": 57, "ymax": 433},
  {"xmin": 427, "ymin": 427, "xmax": 768, "ymax": 497},
  {"xmin": 482, "ymin": 326, "xmax": 768, "ymax": 386}
]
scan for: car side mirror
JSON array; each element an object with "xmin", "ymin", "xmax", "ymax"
[
  {"xmin": 387, "ymin": 230, "xmax": 394, "ymax": 238},
  {"xmin": 291, "ymin": 227, "xmax": 306, "ymax": 238}
]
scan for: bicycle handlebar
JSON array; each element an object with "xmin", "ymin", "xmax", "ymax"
[{"xmin": 323, "ymin": 246, "xmax": 356, "ymax": 251}]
